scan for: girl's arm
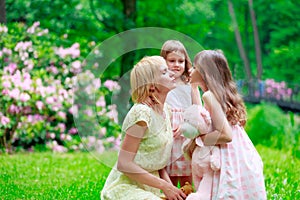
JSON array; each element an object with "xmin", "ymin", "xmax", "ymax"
[
  {"xmin": 117, "ymin": 121, "xmax": 185, "ymax": 199},
  {"xmin": 200, "ymin": 91, "xmax": 232, "ymax": 145},
  {"xmin": 191, "ymin": 83, "xmax": 202, "ymax": 106}
]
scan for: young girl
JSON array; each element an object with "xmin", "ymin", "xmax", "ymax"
[
  {"xmin": 100, "ymin": 56, "xmax": 186, "ymax": 200},
  {"xmin": 160, "ymin": 40, "xmax": 199, "ymax": 187},
  {"xmin": 189, "ymin": 49, "xmax": 267, "ymax": 199}
]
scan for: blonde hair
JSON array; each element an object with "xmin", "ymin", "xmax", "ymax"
[
  {"xmin": 160, "ymin": 40, "xmax": 192, "ymax": 82},
  {"xmin": 130, "ymin": 56, "xmax": 166, "ymax": 104},
  {"xmin": 194, "ymin": 50, "xmax": 247, "ymax": 126}
]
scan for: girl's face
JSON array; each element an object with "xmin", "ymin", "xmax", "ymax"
[
  {"xmin": 165, "ymin": 51, "xmax": 185, "ymax": 81},
  {"xmin": 155, "ymin": 63, "xmax": 176, "ymax": 94},
  {"xmin": 191, "ymin": 67, "xmax": 208, "ymax": 92}
]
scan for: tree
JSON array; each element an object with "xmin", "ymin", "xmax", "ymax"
[
  {"xmin": 228, "ymin": 0, "xmax": 252, "ymax": 81},
  {"xmin": 0, "ymin": 0, "xmax": 6, "ymax": 24},
  {"xmin": 248, "ymin": 0, "xmax": 262, "ymax": 80},
  {"xmin": 118, "ymin": 0, "xmax": 137, "ymax": 122}
]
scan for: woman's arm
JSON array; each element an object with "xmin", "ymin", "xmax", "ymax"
[
  {"xmin": 159, "ymin": 168, "xmax": 172, "ymax": 184},
  {"xmin": 200, "ymin": 91, "xmax": 232, "ymax": 145},
  {"xmin": 117, "ymin": 121, "xmax": 185, "ymax": 200}
]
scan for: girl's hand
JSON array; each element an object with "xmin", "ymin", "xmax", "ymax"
[
  {"xmin": 173, "ymin": 126, "xmax": 182, "ymax": 138},
  {"xmin": 162, "ymin": 183, "xmax": 186, "ymax": 200}
]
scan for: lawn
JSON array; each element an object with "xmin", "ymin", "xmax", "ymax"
[{"xmin": 0, "ymin": 146, "xmax": 299, "ymax": 199}]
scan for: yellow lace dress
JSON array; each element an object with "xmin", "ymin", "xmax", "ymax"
[{"xmin": 101, "ymin": 103, "xmax": 173, "ymax": 200}]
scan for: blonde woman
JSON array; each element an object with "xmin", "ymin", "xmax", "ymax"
[{"xmin": 101, "ymin": 56, "xmax": 186, "ymax": 200}]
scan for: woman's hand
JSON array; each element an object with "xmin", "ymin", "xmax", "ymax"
[{"xmin": 162, "ymin": 182, "xmax": 186, "ymax": 200}]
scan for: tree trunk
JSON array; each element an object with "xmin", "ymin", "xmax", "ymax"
[
  {"xmin": 228, "ymin": 0, "xmax": 252, "ymax": 81},
  {"xmin": 248, "ymin": 0, "xmax": 263, "ymax": 80},
  {"xmin": 117, "ymin": 0, "xmax": 137, "ymax": 123},
  {"xmin": 0, "ymin": 0, "xmax": 6, "ymax": 24}
]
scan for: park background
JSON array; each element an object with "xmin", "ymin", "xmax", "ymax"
[{"xmin": 0, "ymin": 0, "xmax": 299, "ymax": 199}]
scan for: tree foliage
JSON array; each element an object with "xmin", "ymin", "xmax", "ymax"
[{"xmin": 5, "ymin": 0, "xmax": 299, "ymax": 84}]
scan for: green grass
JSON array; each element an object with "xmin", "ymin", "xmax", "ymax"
[
  {"xmin": 0, "ymin": 151, "xmax": 117, "ymax": 200},
  {"xmin": 0, "ymin": 146, "xmax": 299, "ymax": 199},
  {"xmin": 256, "ymin": 145, "xmax": 300, "ymax": 199}
]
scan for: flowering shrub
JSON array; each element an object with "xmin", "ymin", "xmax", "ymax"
[
  {"xmin": 263, "ymin": 79, "xmax": 293, "ymax": 100},
  {"xmin": 0, "ymin": 22, "xmax": 121, "ymax": 153},
  {"xmin": 237, "ymin": 79, "xmax": 294, "ymax": 101}
]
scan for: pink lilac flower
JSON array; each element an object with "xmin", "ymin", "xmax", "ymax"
[
  {"xmin": 104, "ymin": 80, "xmax": 121, "ymax": 91},
  {"xmin": 2, "ymin": 89, "xmax": 9, "ymax": 95},
  {"xmin": 84, "ymin": 109, "xmax": 93, "ymax": 117},
  {"xmin": 9, "ymin": 88, "xmax": 20, "ymax": 100},
  {"xmin": 57, "ymin": 123, "xmax": 66, "ymax": 133},
  {"xmin": 100, "ymin": 127, "xmax": 107, "ymax": 136},
  {"xmin": 2, "ymin": 80, "xmax": 11, "ymax": 88},
  {"xmin": 96, "ymin": 140, "xmax": 105, "ymax": 153},
  {"xmin": 55, "ymin": 43, "xmax": 80, "ymax": 59},
  {"xmin": 71, "ymin": 60, "xmax": 81, "ymax": 74},
  {"xmin": 57, "ymin": 111, "xmax": 66, "ymax": 120},
  {"xmin": 26, "ymin": 21, "xmax": 40, "ymax": 34},
  {"xmin": 69, "ymin": 105, "xmax": 78, "ymax": 115},
  {"xmin": 20, "ymin": 93, "xmax": 30, "ymax": 102},
  {"xmin": 68, "ymin": 127, "xmax": 78, "ymax": 135},
  {"xmin": 96, "ymin": 96, "xmax": 106, "ymax": 107},
  {"xmin": 8, "ymin": 104, "xmax": 20, "ymax": 114},
  {"xmin": 4, "ymin": 63, "xmax": 17, "ymax": 74},
  {"xmin": 46, "ymin": 96, "xmax": 55, "ymax": 104},
  {"xmin": 93, "ymin": 78, "xmax": 101, "ymax": 89},
  {"xmin": 2, "ymin": 47, "xmax": 12, "ymax": 55},
  {"xmin": 0, "ymin": 25, "xmax": 8, "ymax": 33},
  {"xmin": 1, "ymin": 116, "xmax": 10, "ymax": 126},
  {"xmin": 53, "ymin": 145, "xmax": 68, "ymax": 153},
  {"xmin": 36, "ymin": 101, "xmax": 44, "ymax": 110},
  {"xmin": 106, "ymin": 104, "xmax": 118, "ymax": 123}
]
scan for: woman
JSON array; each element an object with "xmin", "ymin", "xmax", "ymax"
[{"xmin": 101, "ymin": 56, "xmax": 186, "ymax": 200}]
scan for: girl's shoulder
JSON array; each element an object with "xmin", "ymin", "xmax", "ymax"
[
  {"xmin": 202, "ymin": 90, "xmax": 214, "ymax": 101},
  {"xmin": 202, "ymin": 91, "xmax": 220, "ymax": 107}
]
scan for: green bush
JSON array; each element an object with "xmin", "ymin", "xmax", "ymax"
[
  {"xmin": 0, "ymin": 22, "xmax": 121, "ymax": 153},
  {"xmin": 245, "ymin": 103, "xmax": 299, "ymax": 152}
]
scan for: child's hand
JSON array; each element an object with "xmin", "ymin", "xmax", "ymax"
[
  {"xmin": 173, "ymin": 126, "xmax": 182, "ymax": 138},
  {"xmin": 199, "ymin": 107, "xmax": 212, "ymax": 125}
]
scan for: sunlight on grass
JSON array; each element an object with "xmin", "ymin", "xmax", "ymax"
[
  {"xmin": 256, "ymin": 145, "xmax": 300, "ymax": 199},
  {"xmin": 1, "ymin": 147, "xmax": 299, "ymax": 199},
  {"xmin": 0, "ymin": 151, "xmax": 117, "ymax": 199}
]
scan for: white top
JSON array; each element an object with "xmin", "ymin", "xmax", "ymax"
[{"xmin": 166, "ymin": 84, "xmax": 192, "ymax": 109}]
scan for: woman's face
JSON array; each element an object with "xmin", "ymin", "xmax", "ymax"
[
  {"xmin": 165, "ymin": 51, "xmax": 185, "ymax": 81},
  {"xmin": 190, "ymin": 67, "xmax": 208, "ymax": 92},
  {"xmin": 155, "ymin": 63, "xmax": 176, "ymax": 93}
]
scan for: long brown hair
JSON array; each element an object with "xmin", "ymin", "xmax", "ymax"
[
  {"xmin": 160, "ymin": 40, "xmax": 192, "ymax": 82},
  {"xmin": 194, "ymin": 50, "xmax": 247, "ymax": 126}
]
